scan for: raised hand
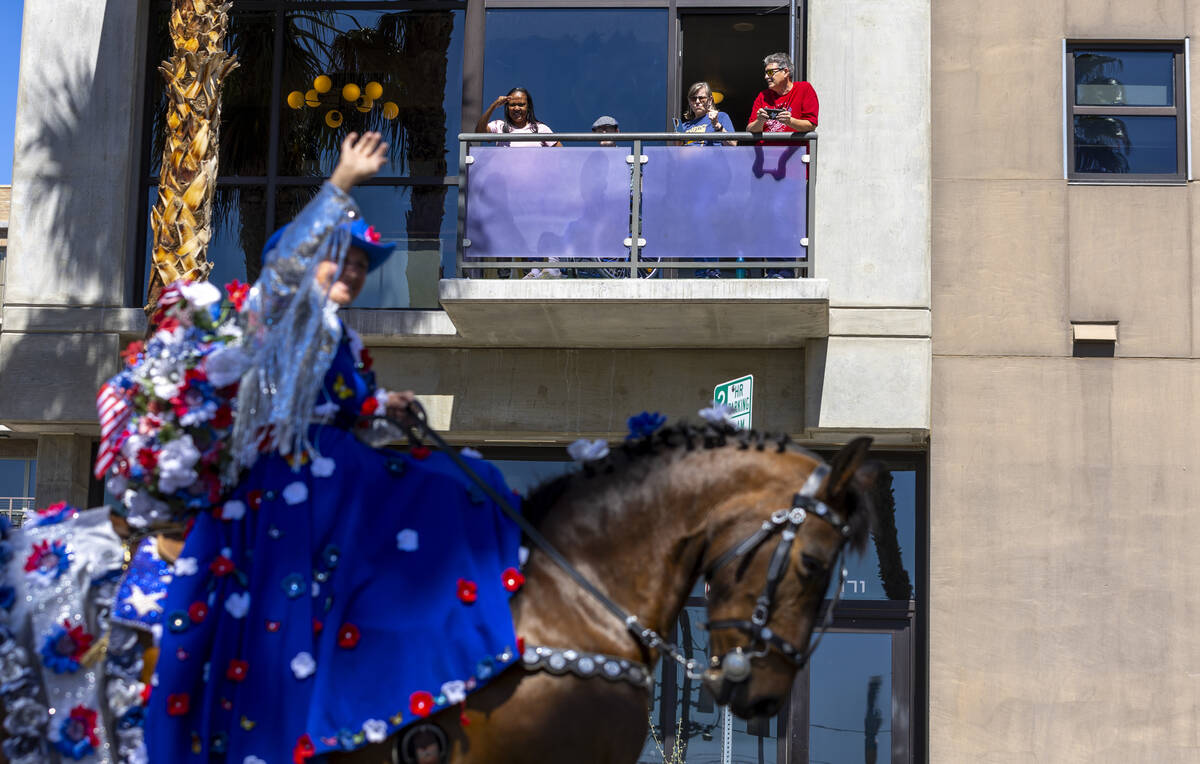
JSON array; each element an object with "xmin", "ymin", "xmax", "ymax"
[{"xmin": 330, "ymin": 131, "xmax": 389, "ymax": 192}]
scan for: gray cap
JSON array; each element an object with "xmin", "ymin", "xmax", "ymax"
[{"xmin": 591, "ymin": 115, "xmax": 619, "ymax": 129}]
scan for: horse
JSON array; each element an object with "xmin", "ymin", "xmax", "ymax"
[{"xmin": 337, "ymin": 422, "xmax": 886, "ymax": 764}]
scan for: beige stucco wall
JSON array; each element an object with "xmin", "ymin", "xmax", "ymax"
[{"xmin": 932, "ymin": 0, "xmax": 1200, "ymax": 760}]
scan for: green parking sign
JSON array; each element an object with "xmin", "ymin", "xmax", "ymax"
[{"xmin": 713, "ymin": 375, "xmax": 753, "ymax": 430}]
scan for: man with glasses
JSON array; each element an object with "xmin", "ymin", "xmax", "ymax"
[
  {"xmin": 748, "ymin": 52, "xmax": 817, "ymax": 278},
  {"xmin": 748, "ymin": 52, "xmax": 819, "ymax": 136}
]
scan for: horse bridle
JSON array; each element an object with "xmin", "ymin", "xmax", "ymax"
[
  {"xmin": 700, "ymin": 462, "xmax": 853, "ymax": 690},
  {"xmin": 391, "ymin": 405, "xmax": 853, "ymax": 693}
]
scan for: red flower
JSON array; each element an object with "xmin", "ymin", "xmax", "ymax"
[
  {"xmin": 225, "ymin": 279, "xmax": 250, "ymax": 311},
  {"xmin": 140, "ymin": 684, "xmax": 152, "ymax": 705},
  {"xmin": 166, "ymin": 693, "xmax": 190, "ymax": 716},
  {"xmin": 188, "ymin": 601, "xmax": 208, "ymax": 623},
  {"xmin": 212, "ymin": 405, "xmax": 233, "ymax": 428},
  {"xmin": 292, "ymin": 733, "xmax": 316, "ymax": 763},
  {"xmin": 265, "ymin": 620, "xmax": 281, "ymax": 633},
  {"xmin": 137, "ymin": 448, "xmax": 158, "ymax": 470},
  {"xmin": 247, "ymin": 490, "xmax": 263, "ymax": 511},
  {"xmin": 226, "ymin": 659, "xmax": 249, "ymax": 682},
  {"xmin": 68, "ymin": 705, "xmax": 100, "ymax": 747},
  {"xmin": 360, "ymin": 396, "xmax": 379, "ymax": 416},
  {"xmin": 411, "ymin": 446, "xmax": 431, "ymax": 461},
  {"xmin": 209, "ymin": 555, "xmax": 235, "ymax": 577},
  {"xmin": 409, "ymin": 690, "xmax": 435, "ymax": 718},
  {"xmin": 501, "ymin": 567, "xmax": 525, "ymax": 592},
  {"xmin": 337, "ymin": 623, "xmax": 360, "ymax": 649},
  {"xmin": 359, "ymin": 347, "xmax": 373, "ymax": 371},
  {"xmin": 312, "ymin": 618, "xmax": 323, "ymax": 634},
  {"xmin": 120, "ymin": 340, "xmax": 144, "ymax": 365},
  {"xmin": 456, "ymin": 578, "xmax": 478, "ymax": 604},
  {"xmin": 157, "ymin": 316, "xmax": 181, "ymax": 334},
  {"xmin": 365, "ymin": 225, "xmax": 382, "ymax": 244},
  {"xmin": 61, "ymin": 620, "xmax": 95, "ymax": 660}
]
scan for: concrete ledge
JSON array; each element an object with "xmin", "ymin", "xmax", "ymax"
[
  {"xmin": 2, "ymin": 306, "xmax": 146, "ymax": 334},
  {"xmin": 829, "ymin": 307, "xmax": 931, "ymax": 337},
  {"xmin": 341, "ymin": 309, "xmax": 460, "ymax": 345},
  {"xmin": 438, "ymin": 278, "xmax": 830, "ymax": 347}
]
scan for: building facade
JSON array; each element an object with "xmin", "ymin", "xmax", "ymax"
[{"xmin": 6, "ymin": 0, "xmax": 1192, "ymax": 761}]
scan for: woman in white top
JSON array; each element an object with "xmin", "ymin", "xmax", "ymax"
[{"xmin": 476, "ymin": 87, "xmax": 560, "ymax": 147}]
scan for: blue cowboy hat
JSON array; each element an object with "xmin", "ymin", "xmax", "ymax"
[{"xmin": 262, "ymin": 217, "xmax": 396, "ymax": 272}]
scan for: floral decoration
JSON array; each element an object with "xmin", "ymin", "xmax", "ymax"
[
  {"xmin": 290, "ymin": 651, "xmax": 316, "ymax": 680},
  {"xmin": 226, "ymin": 659, "xmax": 249, "ymax": 682},
  {"xmin": 626, "ymin": 411, "xmax": 667, "ymax": 440},
  {"xmin": 336, "ymin": 623, "xmax": 360, "ymax": 649},
  {"xmin": 441, "ymin": 679, "xmax": 467, "ymax": 705},
  {"xmin": 23, "ymin": 539, "xmax": 72, "ymax": 582},
  {"xmin": 97, "ymin": 280, "xmax": 246, "ymax": 530},
  {"xmin": 698, "ymin": 402, "xmax": 736, "ymax": 427},
  {"xmin": 166, "ymin": 693, "xmax": 190, "ymax": 716},
  {"xmin": 501, "ymin": 567, "xmax": 526, "ymax": 592},
  {"xmin": 409, "ymin": 690, "xmax": 434, "ymax": 717},
  {"xmin": 292, "ymin": 733, "xmax": 316, "ymax": 763},
  {"xmin": 32, "ymin": 501, "xmax": 77, "ymax": 527},
  {"xmin": 460, "ymin": 446, "xmax": 483, "ymax": 459},
  {"xmin": 396, "ymin": 529, "xmax": 419, "ymax": 552},
  {"xmin": 173, "ymin": 556, "xmax": 198, "ymax": 576},
  {"xmin": 456, "ymin": 578, "xmax": 478, "ymax": 604},
  {"xmin": 225, "ymin": 279, "xmax": 250, "ymax": 311},
  {"xmin": 53, "ymin": 705, "xmax": 99, "ymax": 760},
  {"xmin": 362, "ymin": 718, "xmax": 388, "ymax": 744},
  {"xmin": 210, "ymin": 555, "xmax": 235, "ymax": 577},
  {"xmin": 311, "ymin": 456, "xmax": 336, "ymax": 478},
  {"xmin": 188, "ymin": 601, "xmax": 208, "ymax": 623},
  {"xmin": 282, "ymin": 481, "xmax": 309, "ymax": 506},
  {"xmin": 224, "ymin": 592, "xmax": 251, "ymax": 619},
  {"xmin": 220, "ymin": 500, "xmax": 246, "ymax": 520},
  {"xmin": 39, "ymin": 620, "xmax": 95, "ymax": 674},
  {"xmin": 567, "ymin": 438, "xmax": 609, "ymax": 463},
  {"xmin": 410, "ymin": 446, "xmax": 431, "ymax": 461}
]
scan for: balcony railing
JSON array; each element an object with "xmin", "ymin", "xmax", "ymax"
[
  {"xmin": 0, "ymin": 496, "xmax": 33, "ymax": 528},
  {"xmin": 455, "ymin": 132, "xmax": 815, "ymax": 279}
]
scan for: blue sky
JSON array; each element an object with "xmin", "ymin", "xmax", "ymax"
[{"xmin": 0, "ymin": 1, "xmax": 23, "ymax": 185}]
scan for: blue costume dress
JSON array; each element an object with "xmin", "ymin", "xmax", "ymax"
[{"xmin": 145, "ymin": 186, "xmax": 523, "ymax": 762}]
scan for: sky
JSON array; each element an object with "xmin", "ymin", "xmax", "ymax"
[{"xmin": 0, "ymin": 1, "xmax": 23, "ymax": 185}]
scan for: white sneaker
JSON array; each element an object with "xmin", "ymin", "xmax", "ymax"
[{"xmin": 522, "ymin": 268, "xmax": 543, "ymax": 279}]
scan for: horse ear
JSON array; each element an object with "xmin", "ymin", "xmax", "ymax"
[{"xmin": 825, "ymin": 436, "xmax": 874, "ymax": 500}]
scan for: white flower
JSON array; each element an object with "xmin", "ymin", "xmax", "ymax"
[
  {"xmin": 157, "ymin": 434, "xmax": 201, "ymax": 493},
  {"xmin": 460, "ymin": 447, "xmax": 483, "ymax": 460},
  {"xmin": 311, "ymin": 581, "xmax": 320, "ymax": 598},
  {"xmin": 105, "ymin": 474, "xmax": 128, "ymax": 496},
  {"xmin": 290, "ymin": 651, "xmax": 316, "ymax": 680},
  {"xmin": 362, "ymin": 719, "xmax": 388, "ymax": 744},
  {"xmin": 396, "ymin": 529, "xmax": 419, "ymax": 552},
  {"xmin": 153, "ymin": 328, "xmax": 184, "ymax": 352},
  {"xmin": 313, "ymin": 401, "xmax": 340, "ymax": 418},
  {"xmin": 180, "ymin": 281, "xmax": 222, "ymax": 309},
  {"xmin": 221, "ymin": 500, "xmax": 246, "ymax": 520},
  {"xmin": 567, "ymin": 438, "xmax": 609, "ymax": 462},
  {"xmin": 120, "ymin": 433, "xmax": 148, "ymax": 459},
  {"xmin": 698, "ymin": 403, "xmax": 736, "ymax": 426},
  {"xmin": 128, "ymin": 741, "xmax": 150, "ymax": 764},
  {"xmin": 243, "ymin": 757, "xmax": 267, "ymax": 764},
  {"xmin": 204, "ymin": 345, "xmax": 251, "ymax": 388},
  {"xmin": 178, "ymin": 399, "xmax": 218, "ymax": 427},
  {"xmin": 441, "ymin": 679, "xmax": 467, "ymax": 704},
  {"xmin": 123, "ymin": 489, "xmax": 169, "ymax": 526},
  {"xmin": 311, "ymin": 456, "xmax": 336, "ymax": 478},
  {"xmin": 282, "ymin": 481, "xmax": 308, "ymax": 505},
  {"xmin": 173, "ymin": 557, "xmax": 198, "ymax": 576},
  {"xmin": 224, "ymin": 592, "xmax": 250, "ymax": 619}
]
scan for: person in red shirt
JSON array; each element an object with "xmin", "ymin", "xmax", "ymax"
[{"xmin": 747, "ymin": 52, "xmax": 818, "ymax": 134}]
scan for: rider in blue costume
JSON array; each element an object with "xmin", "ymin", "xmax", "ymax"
[{"xmin": 146, "ymin": 133, "xmax": 523, "ymax": 762}]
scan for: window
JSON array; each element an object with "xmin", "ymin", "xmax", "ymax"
[
  {"xmin": 0, "ymin": 458, "xmax": 36, "ymax": 525},
  {"xmin": 139, "ymin": 2, "xmax": 466, "ymax": 308},
  {"xmin": 1066, "ymin": 42, "xmax": 1187, "ymax": 181}
]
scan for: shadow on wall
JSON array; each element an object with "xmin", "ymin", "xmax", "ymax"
[{"xmin": 0, "ymin": 0, "xmax": 140, "ymax": 425}]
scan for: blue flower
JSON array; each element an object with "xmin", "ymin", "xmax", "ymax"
[
  {"xmin": 626, "ymin": 411, "xmax": 667, "ymax": 440},
  {"xmin": 117, "ymin": 705, "xmax": 145, "ymax": 730},
  {"xmin": 0, "ymin": 585, "xmax": 14, "ymax": 611}
]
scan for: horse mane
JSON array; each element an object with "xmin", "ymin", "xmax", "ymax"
[{"xmin": 521, "ymin": 421, "xmax": 874, "ymax": 554}]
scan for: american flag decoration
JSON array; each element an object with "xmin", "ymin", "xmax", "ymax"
[{"xmin": 94, "ymin": 378, "xmax": 132, "ymax": 480}]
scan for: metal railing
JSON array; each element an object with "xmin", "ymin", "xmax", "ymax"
[
  {"xmin": 455, "ymin": 131, "xmax": 816, "ymax": 279},
  {"xmin": 0, "ymin": 497, "xmax": 33, "ymax": 528}
]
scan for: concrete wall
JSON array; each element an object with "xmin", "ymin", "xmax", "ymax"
[{"xmin": 932, "ymin": 0, "xmax": 1200, "ymax": 759}]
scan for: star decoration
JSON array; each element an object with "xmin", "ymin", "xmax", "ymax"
[{"xmin": 125, "ymin": 584, "xmax": 167, "ymax": 616}]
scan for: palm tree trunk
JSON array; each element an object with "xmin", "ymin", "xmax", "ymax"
[{"xmin": 145, "ymin": 0, "xmax": 238, "ymax": 316}]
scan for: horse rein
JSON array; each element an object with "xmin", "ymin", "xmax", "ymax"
[{"xmin": 388, "ymin": 404, "xmax": 852, "ymax": 692}]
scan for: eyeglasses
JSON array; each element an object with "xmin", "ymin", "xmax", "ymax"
[
  {"xmin": 689, "ymin": 95, "xmax": 711, "ymax": 102},
  {"xmin": 764, "ymin": 68, "xmax": 785, "ymax": 78}
]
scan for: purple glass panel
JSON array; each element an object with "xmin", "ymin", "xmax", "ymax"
[
  {"xmin": 640, "ymin": 146, "xmax": 807, "ymax": 259},
  {"xmin": 465, "ymin": 147, "xmax": 631, "ymax": 261}
]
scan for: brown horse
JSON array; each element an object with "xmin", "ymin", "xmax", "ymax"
[{"xmin": 338, "ymin": 424, "xmax": 884, "ymax": 764}]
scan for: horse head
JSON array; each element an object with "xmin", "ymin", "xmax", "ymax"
[{"xmin": 700, "ymin": 436, "xmax": 883, "ymax": 719}]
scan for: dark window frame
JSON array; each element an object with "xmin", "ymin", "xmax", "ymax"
[{"xmin": 1066, "ymin": 40, "xmax": 1187, "ymax": 183}]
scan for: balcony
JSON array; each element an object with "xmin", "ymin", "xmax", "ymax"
[{"xmin": 438, "ymin": 132, "xmax": 828, "ymax": 348}]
